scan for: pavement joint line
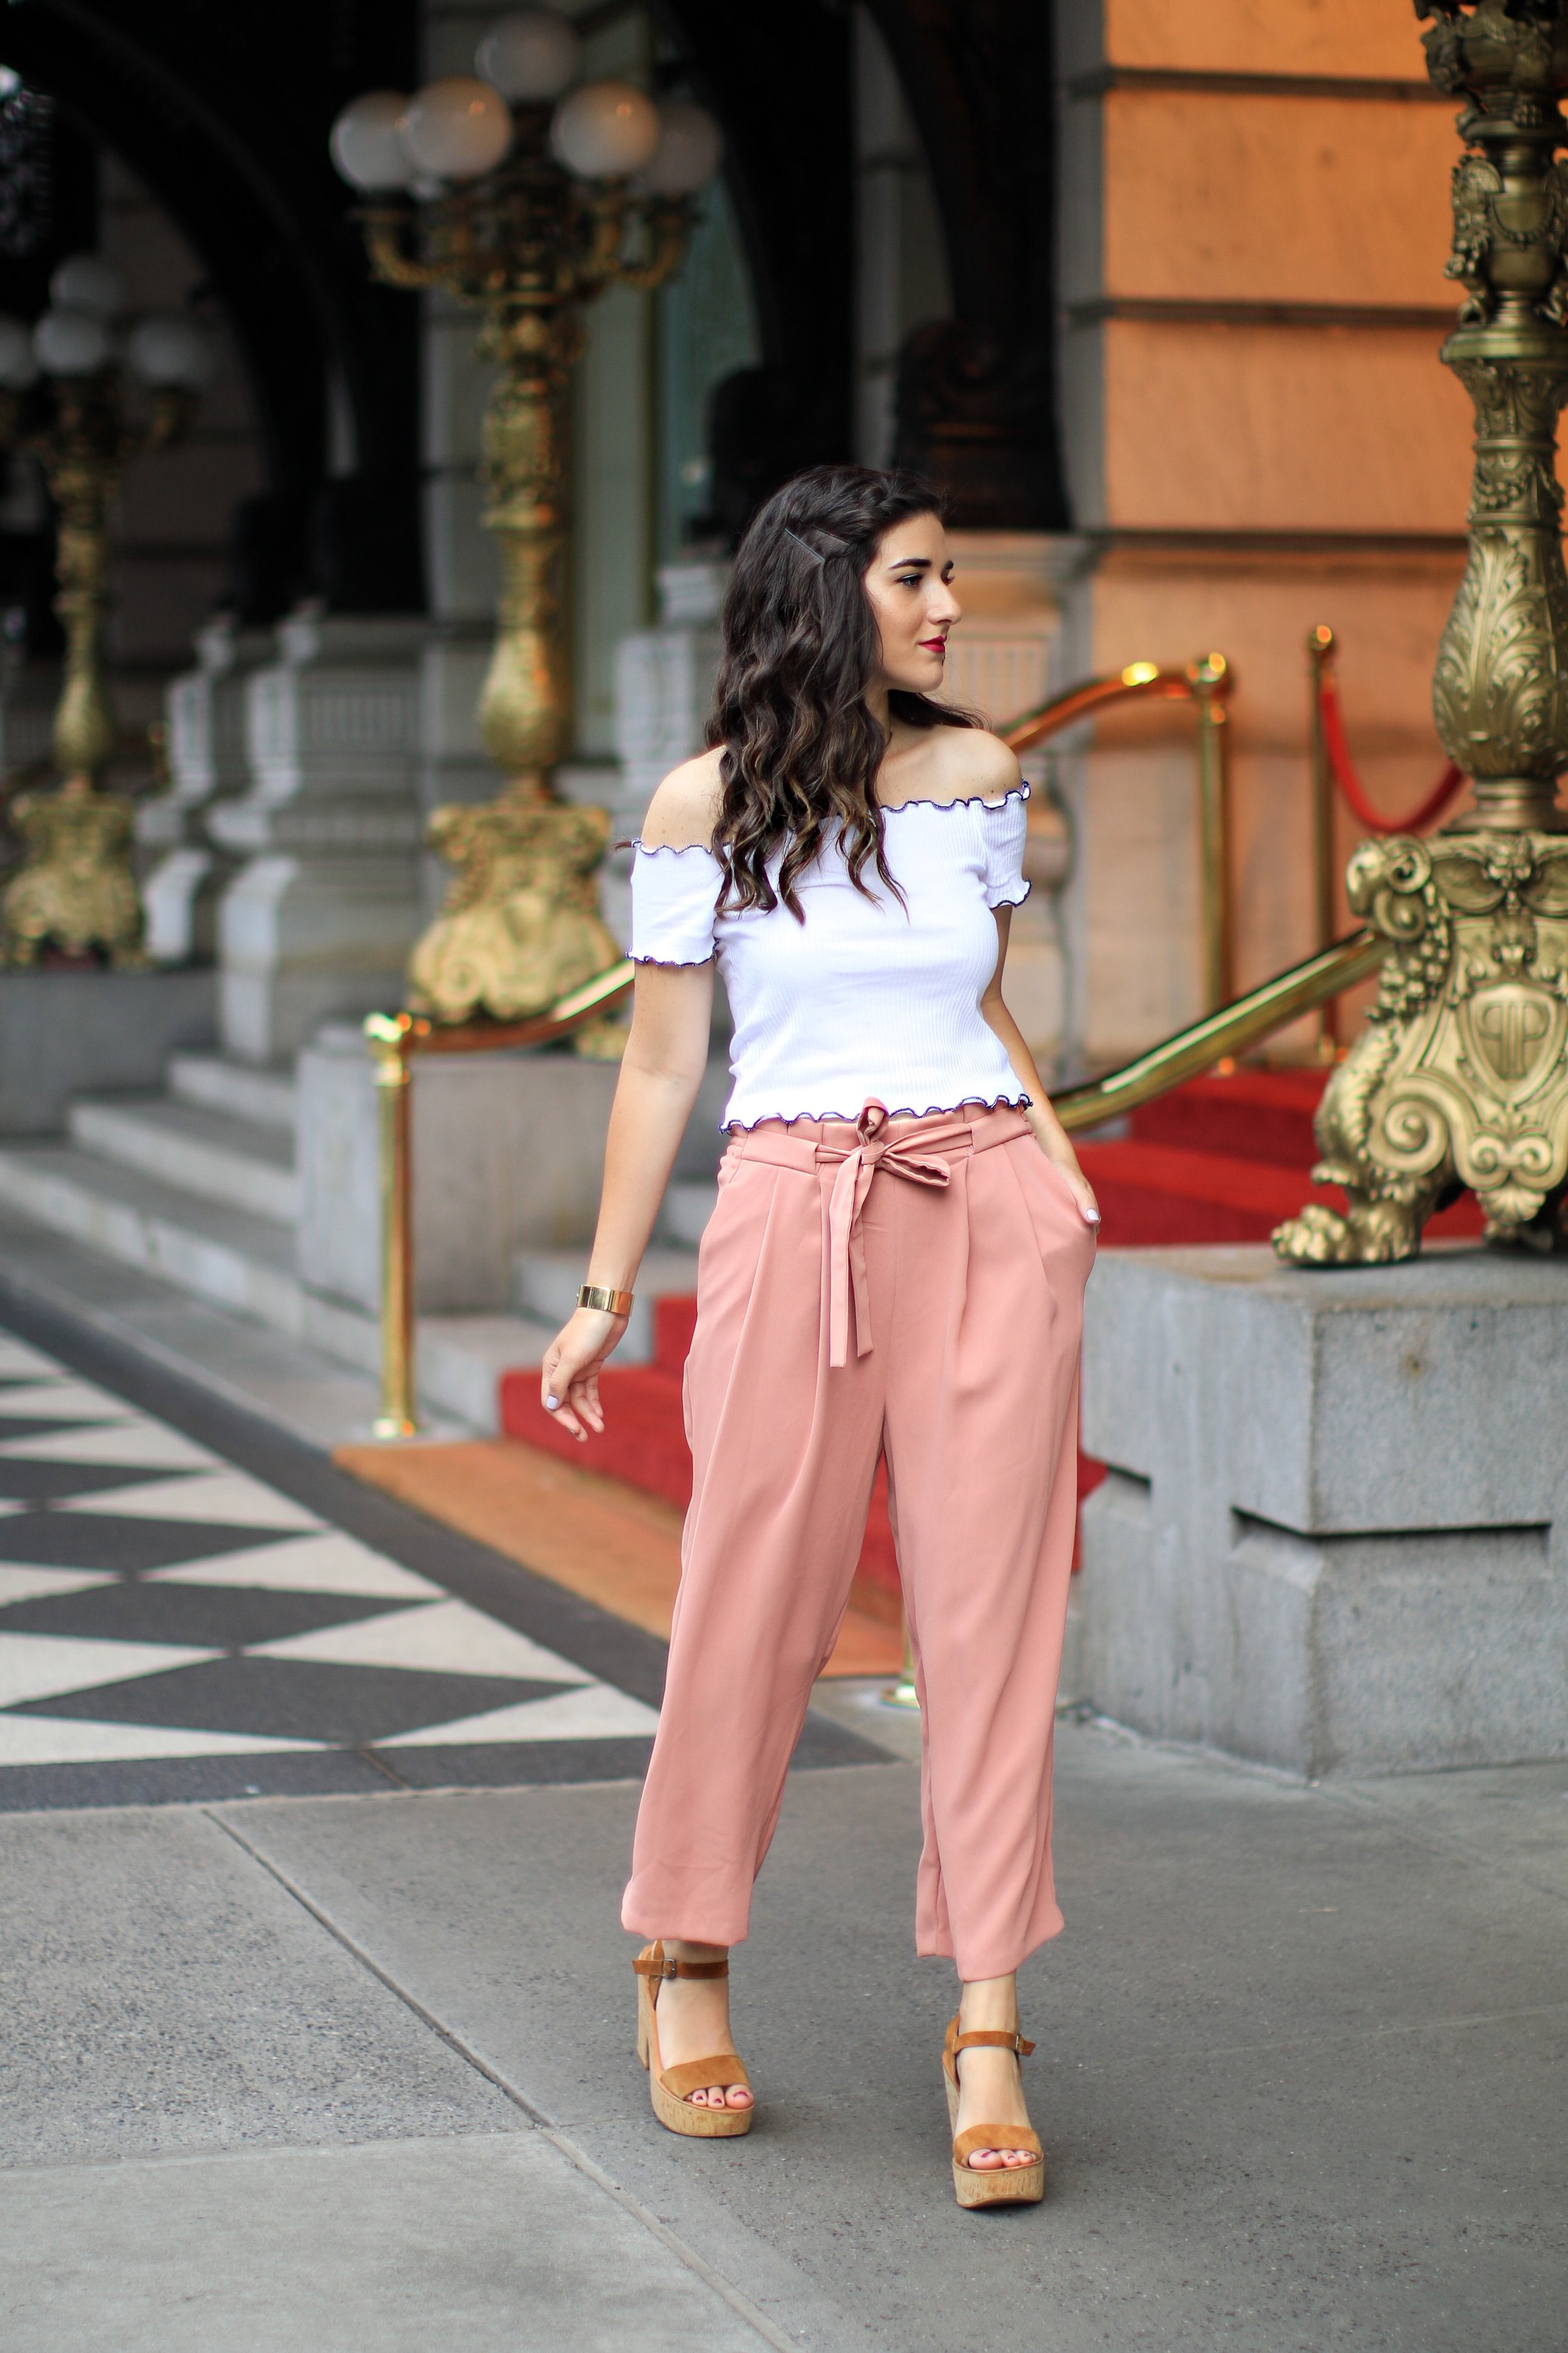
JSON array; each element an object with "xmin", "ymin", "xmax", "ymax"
[
  {"xmin": 0, "ymin": 1252, "xmax": 346, "ymax": 1453},
  {"xmin": 203, "ymin": 1805, "xmax": 803, "ymax": 2353}
]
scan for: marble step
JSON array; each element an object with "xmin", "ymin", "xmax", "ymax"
[
  {"xmin": 0, "ymin": 1140, "xmax": 551, "ymax": 1431},
  {"xmin": 69, "ymin": 1094, "xmax": 299, "ymax": 1226},
  {"xmin": 167, "ymin": 1052, "xmax": 297, "ymax": 1134},
  {"xmin": 512, "ymin": 1246, "xmax": 700, "ymax": 1365}
]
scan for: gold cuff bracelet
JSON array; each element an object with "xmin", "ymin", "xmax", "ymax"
[{"xmin": 578, "ymin": 1283, "xmax": 635, "ymax": 1317}]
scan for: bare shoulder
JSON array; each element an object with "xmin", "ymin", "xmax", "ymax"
[
  {"xmin": 639, "ymin": 748, "xmax": 724, "ymax": 850},
  {"xmin": 928, "ymin": 723, "xmax": 1023, "ymax": 802}
]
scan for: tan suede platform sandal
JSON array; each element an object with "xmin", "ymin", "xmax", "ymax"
[
  {"xmin": 943, "ymin": 2015, "xmax": 1045, "ymax": 2208},
  {"xmin": 634, "ymin": 1942, "xmax": 754, "ymax": 2139}
]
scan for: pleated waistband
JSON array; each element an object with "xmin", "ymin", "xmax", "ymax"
[{"xmin": 724, "ymin": 1098, "xmax": 1032, "ymax": 1366}]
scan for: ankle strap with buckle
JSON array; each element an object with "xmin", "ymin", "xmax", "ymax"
[
  {"xmin": 634, "ymin": 1945, "xmax": 729, "ymax": 1982},
  {"xmin": 951, "ymin": 2028, "xmax": 1035, "ymax": 2057}
]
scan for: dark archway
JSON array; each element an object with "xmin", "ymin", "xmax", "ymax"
[
  {"xmin": 869, "ymin": 0, "xmax": 1067, "ymax": 529},
  {"xmin": 653, "ymin": 0, "xmax": 856, "ymax": 538},
  {"xmin": 652, "ymin": 0, "xmax": 1066, "ymax": 534},
  {"xmin": 0, "ymin": 0, "xmax": 424, "ymax": 617}
]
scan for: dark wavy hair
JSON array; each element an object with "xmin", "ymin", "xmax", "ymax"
[{"xmin": 706, "ymin": 464, "xmax": 975, "ymax": 920}]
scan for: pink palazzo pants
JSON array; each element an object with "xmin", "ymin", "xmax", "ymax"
[{"xmin": 621, "ymin": 1099, "xmax": 1096, "ymax": 1982}]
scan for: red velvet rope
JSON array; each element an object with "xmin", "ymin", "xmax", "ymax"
[{"xmin": 1318, "ymin": 674, "xmax": 1467, "ymax": 836}]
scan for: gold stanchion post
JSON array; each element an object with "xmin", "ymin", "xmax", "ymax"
[
  {"xmin": 1188, "ymin": 652, "xmax": 1234, "ymax": 1014},
  {"xmin": 366, "ymin": 1014, "xmax": 418, "ymax": 1440},
  {"xmin": 882, "ymin": 1616, "xmax": 919, "ymax": 1711},
  {"xmin": 1308, "ymin": 624, "xmax": 1340, "ymax": 1065}
]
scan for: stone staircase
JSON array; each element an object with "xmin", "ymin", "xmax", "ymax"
[{"xmin": 0, "ymin": 1053, "xmax": 699, "ymax": 1431}]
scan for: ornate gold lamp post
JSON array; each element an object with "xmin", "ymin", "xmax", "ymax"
[
  {"xmin": 0, "ymin": 256, "xmax": 211, "ymax": 966},
  {"xmin": 1276, "ymin": 0, "xmax": 1568, "ymax": 1263},
  {"xmin": 331, "ymin": 10, "xmax": 721, "ymax": 1033}
]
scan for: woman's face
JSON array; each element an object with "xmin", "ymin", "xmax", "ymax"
[{"xmin": 862, "ymin": 513, "xmax": 961, "ymax": 699}]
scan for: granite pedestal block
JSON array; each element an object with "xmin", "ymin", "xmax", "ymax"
[
  {"xmin": 1079, "ymin": 1246, "xmax": 1568, "ymax": 1777},
  {"xmin": 0, "ymin": 969, "xmax": 216, "ymax": 1135},
  {"xmin": 297, "ymin": 1025, "xmax": 728, "ymax": 1315}
]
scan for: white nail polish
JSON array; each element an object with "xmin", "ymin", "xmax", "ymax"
[{"xmin": 545, "ymin": 1393, "xmax": 560, "ymax": 1410}]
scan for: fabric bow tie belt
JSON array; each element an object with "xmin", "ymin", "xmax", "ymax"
[{"xmin": 819, "ymin": 1102, "xmax": 973, "ymax": 1368}]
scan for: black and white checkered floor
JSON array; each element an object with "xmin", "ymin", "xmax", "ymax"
[{"xmin": 0, "ymin": 1327, "xmax": 665, "ymax": 1810}]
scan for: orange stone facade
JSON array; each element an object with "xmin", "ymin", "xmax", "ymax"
[{"xmin": 1055, "ymin": 1, "xmax": 1476, "ymax": 1063}]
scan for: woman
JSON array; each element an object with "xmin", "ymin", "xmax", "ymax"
[{"xmin": 541, "ymin": 464, "xmax": 1098, "ymax": 2209}]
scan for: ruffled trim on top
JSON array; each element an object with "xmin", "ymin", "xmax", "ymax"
[
  {"xmin": 628, "ymin": 783, "xmax": 1029, "ymax": 855},
  {"xmin": 723, "ymin": 1087, "xmax": 1032, "ymax": 1132},
  {"xmin": 988, "ymin": 880, "xmax": 1032, "ymax": 910},
  {"xmin": 879, "ymin": 782, "xmax": 1030, "ymax": 815},
  {"xmin": 630, "ymin": 952, "xmax": 716, "ymax": 970}
]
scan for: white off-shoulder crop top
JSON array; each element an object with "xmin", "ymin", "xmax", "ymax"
[{"xmin": 629, "ymin": 787, "xmax": 1032, "ymax": 1130}]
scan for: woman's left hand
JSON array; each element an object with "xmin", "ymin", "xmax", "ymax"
[{"xmin": 1054, "ymin": 1155, "xmax": 1101, "ymax": 1227}]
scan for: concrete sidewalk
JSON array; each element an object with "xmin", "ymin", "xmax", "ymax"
[
  {"xmin": 3, "ymin": 1727, "xmax": 1564, "ymax": 2351},
  {"xmin": 0, "ymin": 1258, "xmax": 1562, "ymax": 2349}
]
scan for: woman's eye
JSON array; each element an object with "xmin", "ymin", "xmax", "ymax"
[{"xmin": 894, "ymin": 573, "xmax": 921, "ymax": 588}]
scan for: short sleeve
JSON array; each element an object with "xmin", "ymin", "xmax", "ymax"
[
  {"xmin": 983, "ymin": 789, "xmax": 1031, "ymax": 909},
  {"xmin": 629, "ymin": 842, "xmax": 721, "ymax": 965}
]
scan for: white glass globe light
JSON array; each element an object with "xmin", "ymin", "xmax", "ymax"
[
  {"xmin": 329, "ymin": 90, "xmax": 413, "ymax": 191},
  {"xmin": 48, "ymin": 254, "xmax": 125, "ymax": 319},
  {"xmin": 0, "ymin": 314, "xmax": 40, "ymax": 390},
  {"xmin": 549, "ymin": 79, "xmax": 660, "ymax": 179},
  {"xmin": 400, "ymin": 77, "xmax": 512, "ymax": 180},
  {"xmin": 128, "ymin": 314, "xmax": 215, "ymax": 391},
  {"xmin": 637, "ymin": 99, "xmax": 722, "ymax": 196},
  {"xmin": 476, "ymin": 10, "xmax": 580, "ymax": 102},
  {"xmin": 33, "ymin": 309, "xmax": 112, "ymax": 376}
]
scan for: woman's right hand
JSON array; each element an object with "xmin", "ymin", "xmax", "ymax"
[{"xmin": 539, "ymin": 1305, "xmax": 628, "ymax": 1442}]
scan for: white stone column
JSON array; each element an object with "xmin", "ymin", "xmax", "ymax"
[
  {"xmin": 941, "ymin": 532, "xmax": 1078, "ymax": 1071},
  {"xmin": 608, "ymin": 560, "xmax": 726, "ymax": 942},
  {"xmin": 209, "ymin": 612, "xmax": 427, "ymax": 1063},
  {"xmin": 140, "ymin": 617, "xmax": 273, "ymax": 965}
]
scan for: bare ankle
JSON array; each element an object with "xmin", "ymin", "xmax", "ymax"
[{"xmin": 958, "ymin": 1971, "xmax": 1019, "ymax": 2031}]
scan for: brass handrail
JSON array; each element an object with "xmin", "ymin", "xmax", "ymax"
[
  {"xmin": 364, "ymin": 960, "xmax": 634, "ymax": 1437},
  {"xmin": 364, "ymin": 927, "xmax": 1385, "ymax": 1436},
  {"xmin": 1002, "ymin": 653, "xmax": 1235, "ymax": 1010},
  {"xmin": 1050, "ymin": 928, "xmax": 1388, "ymax": 1135}
]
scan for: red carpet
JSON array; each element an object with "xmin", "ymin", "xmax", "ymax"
[{"xmin": 499, "ymin": 1067, "xmax": 1484, "ymax": 1601}]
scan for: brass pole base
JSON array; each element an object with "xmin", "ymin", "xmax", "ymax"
[{"xmin": 882, "ymin": 1617, "xmax": 920, "ymax": 1710}]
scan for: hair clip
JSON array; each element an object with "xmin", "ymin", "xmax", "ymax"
[{"xmin": 783, "ymin": 526, "xmax": 825, "ymax": 565}]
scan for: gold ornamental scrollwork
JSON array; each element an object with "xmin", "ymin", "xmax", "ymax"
[
  {"xmin": 407, "ymin": 795, "xmax": 626, "ymax": 1051},
  {"xmin": 1273, "ymin": 826, "xmax": 1568, "ymax": 1260},
  {"xmin": 1278, "ymin": 0, "xmax": 1568, "ymax": 1263},
  {"xmin": 2, "ymin": 773, "xmax": 148, "ymax": 967}
]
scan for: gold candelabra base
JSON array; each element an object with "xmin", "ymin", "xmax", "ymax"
[
  {"xmin": 1, "ymin": 772, "xmax": 149, "ymax": 968},
  {"xmin": 405, "ymin": 783, "xmax": 628, "ymax": 1050}
]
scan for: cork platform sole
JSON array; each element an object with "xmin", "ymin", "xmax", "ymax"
[
  {"xmin": 634, "ymin": 1941, "xmax": 754, "ymax": 2140},
  {"xmin": 943, "ymin": 2016, "xmax": 1045, "ymax": 2208}
]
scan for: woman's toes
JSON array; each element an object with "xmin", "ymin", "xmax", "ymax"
[
  {"xmin": 967, "ymin": 2148, "xmax": 1002, "ymax": 2171},
  {"xmin": 724, "ymin": 2086, "xmax": 752, "ymax": 2108}
]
